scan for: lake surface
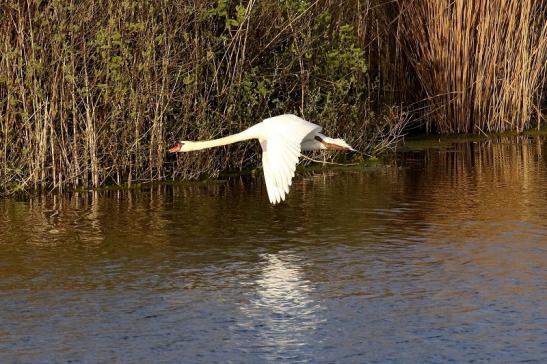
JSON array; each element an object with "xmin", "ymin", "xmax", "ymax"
[{"xmin": 1, "ymin": 137, "xmax": 546, "ymax": 363}]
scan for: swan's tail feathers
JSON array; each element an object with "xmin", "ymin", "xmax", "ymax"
[{"xmin": 314, "ymin": 135, "xmax": 355, "ymax": 151}]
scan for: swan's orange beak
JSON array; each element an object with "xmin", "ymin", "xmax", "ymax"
[{"xmin": 168, "ymin": 142, "xmax": 182, "ymax": 153}]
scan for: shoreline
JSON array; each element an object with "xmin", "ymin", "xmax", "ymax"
[{"xmin": 3, "ymin": 128, "xmax": 546, "ymax": 198}]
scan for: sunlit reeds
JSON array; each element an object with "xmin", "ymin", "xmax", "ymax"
[
  {"xmin": 396, "ymin": 0, "xmax": 547, "ymax": 133},
  {"xmin": 1, "ymin": 0, "xmax": 545, "ymax": 195}
]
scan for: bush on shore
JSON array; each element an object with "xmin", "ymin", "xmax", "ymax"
[{"xmin": 1, "ymin": 0, "xmax": 405, "ymax": 193}]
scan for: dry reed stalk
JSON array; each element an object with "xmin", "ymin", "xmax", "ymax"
[{"xmin": 396, "ymin": 0, "xmax": 547, "ymax": 133}]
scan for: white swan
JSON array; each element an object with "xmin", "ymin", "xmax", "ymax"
[{"xmin": 169, "ymin": 114, "xmax": 354, "ymax": 204}]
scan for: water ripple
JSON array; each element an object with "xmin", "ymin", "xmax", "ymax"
[{"xmin": 1, "ymin": 137, "xmax": 547, "ymax": 363}]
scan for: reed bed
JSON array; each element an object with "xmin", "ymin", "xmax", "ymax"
[
  {"xmin": 395, "ymin": 0, "xmax": 547, "ymax": 133},
  {"xmin": 0, "ymin": 0, "xmax": 403, "ymax": 194},
  {"xmin": 1, "ymin": 0, "xmax": 546, "ymax": 195}
]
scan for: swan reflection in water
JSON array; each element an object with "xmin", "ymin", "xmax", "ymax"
[{"xmin": 238, "ymin": 253, "xmax": 324, "ymax": 359}]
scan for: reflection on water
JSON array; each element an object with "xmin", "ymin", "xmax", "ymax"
[
  {"xmin": 238, "ymin": 253, "xmax": 323, "ymax": 361},
  {"xmin": 1, "ymin": 136, "xmax": 546, "ymax": 363}
]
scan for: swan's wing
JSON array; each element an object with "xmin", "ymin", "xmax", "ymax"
[
  {"xmin": 259, "ymin": 115, "xmax": 322, "ymax": 204},
  {"xmin": 260, "ymin": 136, "xmax": 302, "ymax": 204},
  {"xmin": 258, "ymin": 114, "xmax": 321, "ymax": 204}
]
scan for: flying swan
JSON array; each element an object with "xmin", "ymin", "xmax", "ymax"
[{"xmin": 169, "ymin": 114, "xmax": 355, "ymax": 204}]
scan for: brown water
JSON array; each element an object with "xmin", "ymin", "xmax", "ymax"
[{"xmin": 1, "ymin": 137, "xmax": 547, "ymax": 363}]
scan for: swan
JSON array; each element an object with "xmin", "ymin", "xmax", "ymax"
[{"xmin": 169, "ymin": 114, "xmax": 355, "ymax": 204}]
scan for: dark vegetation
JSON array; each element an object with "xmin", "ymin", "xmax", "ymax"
[{"xmin": 0, "ymin": 0, "xmax": 545, "ymax": 194}]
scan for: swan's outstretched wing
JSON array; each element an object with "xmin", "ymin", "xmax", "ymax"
[
  {"xmin": 260, "ymin": 115, "xmax": 321, "ymax": 204},
  {"xmin": 260, "ymin": 137, "xmax": 301, "ymax": 204}
]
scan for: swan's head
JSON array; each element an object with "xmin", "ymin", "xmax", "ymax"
[{"xmin": 168, "ymin": 141, "xmax": 195, "ymax": 153}]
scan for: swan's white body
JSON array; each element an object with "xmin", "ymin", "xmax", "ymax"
[{"xmin": 169, "ymin": 114, "xmax": 354, "ymax": 204}]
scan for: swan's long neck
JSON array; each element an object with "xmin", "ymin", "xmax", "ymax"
[{"xmin": 188, "ymin": 127, "xmax": 258, "ymax": 151}]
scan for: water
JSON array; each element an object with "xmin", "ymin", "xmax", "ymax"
[{"xmin": 1, "ymin": 137, "xmax": 546, "ymax": 363}]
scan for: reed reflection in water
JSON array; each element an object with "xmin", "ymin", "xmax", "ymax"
[{"xmin": 0, "ymin": 136, "xmax": 546, "ymax": 363}]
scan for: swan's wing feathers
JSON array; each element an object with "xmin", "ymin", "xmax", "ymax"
[
  {"xmin": 261, "ymin": 136, "xmax": 302, "ymax": 204},
  {"xmin": 259, "ymin": 114, "xmax": 323, "ymax": 204}
]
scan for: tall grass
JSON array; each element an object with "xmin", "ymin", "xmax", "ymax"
[
  {"xmin": 0, "ymin": 0, "xmax": 402, "ymax": 194},
  {"xmin": 395, "ymin": 0, "xmax": 547, "ymax": 133},
  {"xmin": 1, "ymin": 0, "xmax": 546, "ymax": 195}
]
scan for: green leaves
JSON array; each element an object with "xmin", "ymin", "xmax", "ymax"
[
  {"xmin": 325, "ymin": 24, "xmax": 367, "ymax": 75},
  {"xmin": 206, "ymin": 0, "xmax": 247, "ymax": 30},
  {"xmin": 0, "ymin": 0, "xmax": 393, "ymax": 194}
]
